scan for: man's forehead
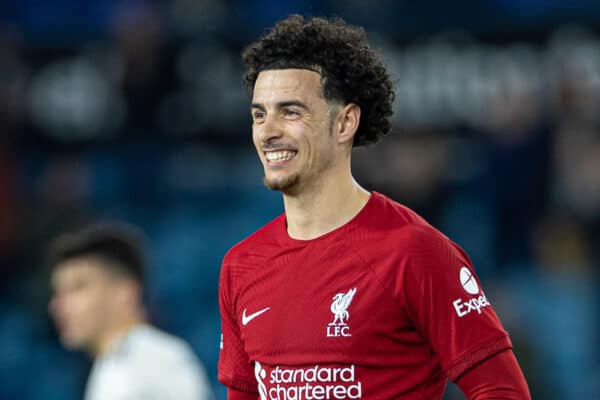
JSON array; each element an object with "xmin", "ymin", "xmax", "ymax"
[
  {"xmin": 253, "ymin": 69, "xmax": 324, "ymax": 101},
  {"xmin": 52, "ymin": 257, "xmax": 107, "ymax": 284}
]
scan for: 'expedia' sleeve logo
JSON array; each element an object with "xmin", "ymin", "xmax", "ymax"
[{"xmin": 453, "ymin": 267, "xmax": 491, "ymax": 318}]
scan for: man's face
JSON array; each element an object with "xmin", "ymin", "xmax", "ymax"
[
  {"xmin": 49, "ymin": 257, "xmax": 117, "ymax": 352},
  {"xmin": 251, "ymin": 69, "xmax": 340, "ymax": 193}
]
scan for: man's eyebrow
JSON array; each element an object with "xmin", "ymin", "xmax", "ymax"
[
  {"xmin": 251, "ymin": 100, "xmax": 310, "ymax": 111},
  {"xmin": 278, "ymin": 100, "xmax": 309, "ymax": 111}
]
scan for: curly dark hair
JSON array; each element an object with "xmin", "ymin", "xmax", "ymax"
[{"xmin": 242, "ymin": 15, "xmax": 394, "ymax": 147}]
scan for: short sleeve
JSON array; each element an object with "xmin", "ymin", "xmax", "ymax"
[
  {"xmin": 218, "ymin": 257, "xmax": 258, "ymax": 392},
  {"xmin": 401, "ymin": 226, "xmax": 512, "ymax": 381}
]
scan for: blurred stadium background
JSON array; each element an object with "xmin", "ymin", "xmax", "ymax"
[{"xmin": 1, "ymin": 0, "xmax": 599, "ymax": 399}]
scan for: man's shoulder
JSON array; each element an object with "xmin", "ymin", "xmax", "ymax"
[
  {"xmin": 222, "ymin": 213, "xmax": 285, "ymax": 266},
  {"xmin": 119, "ymin": 325, "xmax": 199, "ymax": 365},
  {"xmin": 363, "ymin": 192, "xmax": 451, "ymax": 247},
  {"xmin": 89, "ymin": 325, "xmax": 210, "ymax": 399},
  {"xmin": 365, "ymin": 192, "xmax": 432, "ymax": 232}
]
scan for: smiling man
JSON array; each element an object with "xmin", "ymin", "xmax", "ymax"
[{"xmin": 218, "ymin": 15, "xmax": 530, "ymax": 400}]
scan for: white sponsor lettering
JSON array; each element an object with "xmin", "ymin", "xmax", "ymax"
[
  {"xmin": 326, "ymin": 325, "xmax": 351, "ymax": 337},
  {"xmin": 255, "ymin": 363, "xmax": 363, "ymax": 400},
  {"xmin": 256, "ymin": 362, "xmax": 268, "ymax": 400},
  {"xmin": 268, "ymin": 383, "xmax": 362, "ymax": 400},
  {"xmin": 453, "ymin": 293, "xmax": 491, "ymax": 317}
]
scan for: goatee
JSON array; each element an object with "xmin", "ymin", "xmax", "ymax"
[{"xmin": 263, "ymin": 174, "xmax": 300, "ymax": 192}]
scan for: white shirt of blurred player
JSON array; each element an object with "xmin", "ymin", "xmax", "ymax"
[{"xmin": 84, "ymin": 324, "xmax": 212, "ymax": 400}]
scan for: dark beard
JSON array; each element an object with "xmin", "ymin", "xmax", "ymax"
[{"xmin": 263, "ymin": 173, "xmax": 301, "ymax": 192}]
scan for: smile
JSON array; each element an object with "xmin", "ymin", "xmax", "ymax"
[{"xmin": 265, "ymin": 150, "xmax": 297, "ymax": 163}]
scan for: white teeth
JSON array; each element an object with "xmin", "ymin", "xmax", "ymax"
[{"xmin": 266, "ymin": 151, "xmax": 295, "ymax": 162}]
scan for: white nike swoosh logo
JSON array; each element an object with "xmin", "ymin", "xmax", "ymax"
[{"xmin": 242, "ymin": 307, "xmax": 271, "ymax": 325}]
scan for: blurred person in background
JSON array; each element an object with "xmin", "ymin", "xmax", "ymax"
[
  {"xmin": 48, "ymin": 222, "xmax": 213, "ymax": 400},
  {"xmin": 218, "ymin": 15, "xmax": 530, "ymax": 400}
]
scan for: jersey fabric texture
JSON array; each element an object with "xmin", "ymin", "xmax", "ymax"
[
  {"xmin": 219, "ymin": 192, "xmax": 512, "ymax": 400},
  {"xmin": 85, "ymin": 324, "xmax": 212, "ymax": 400}
]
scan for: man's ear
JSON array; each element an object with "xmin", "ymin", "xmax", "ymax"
[{"xmin": 335, "ymin": 103, "xmax": 361, "ymax": 145}]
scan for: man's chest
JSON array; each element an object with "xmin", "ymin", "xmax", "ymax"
[
  {"xmin": 85, "ymin": 362, "xmax": 137, "ymax": 400},
  {"xmin": 234, "ymin": 249, "xmax": 416, "ymax": 364}
]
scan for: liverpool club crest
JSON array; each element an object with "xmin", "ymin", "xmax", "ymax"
[{"xmin": 327, "ymin": 287, "xmax": 356, "ymax": 337}]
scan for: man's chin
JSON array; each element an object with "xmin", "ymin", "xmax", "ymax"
[
  {"xmin": 263, "ymin": 175, "xmax": 300, "ymax": 192},
  {"xmin": 59, "ymin": 333, "xmax": 87, "ymax": 351}
]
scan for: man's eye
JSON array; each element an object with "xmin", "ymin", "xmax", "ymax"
[
  {"xmin": 252, "ymin": 111, "xmax": 265, "ymax": 120},
  {"xmin": 283, "ymin": 109, "xmax": 300, "ymax": 117}
]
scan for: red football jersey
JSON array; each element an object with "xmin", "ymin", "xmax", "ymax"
[{"xmin": 219, "ymin": 192, "xmax": 512, "ymax": 399}]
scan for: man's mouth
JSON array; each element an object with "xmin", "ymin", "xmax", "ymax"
[{"xmin": 265, "ymin": 150, "xmax": 297, "ymax": 163}]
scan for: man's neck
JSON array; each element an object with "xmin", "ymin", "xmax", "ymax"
[
  {"xmin": 93, "ymin": 315, "xmax": 145, "ymax": 358},
  {"xmin": 282, "ymin": 171, "xmax": 370, "ymax": 240}
]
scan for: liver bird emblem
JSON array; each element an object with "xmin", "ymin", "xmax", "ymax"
[{"xmin": 330, "ymin": 287, "xmax": 357, "ymax": 325}]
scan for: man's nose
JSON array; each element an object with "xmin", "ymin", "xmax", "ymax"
[{"xmin": 258, "ymin": 113, "xmax": 284, "ymax": 143}]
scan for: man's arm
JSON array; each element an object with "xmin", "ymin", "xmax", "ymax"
[
  {"xmin": 228, "ymin": 388, "xmax": 258, "ymax": 400},
  {"xmin": 219, "ymin": 256, "xmax": 257, "ymax": 394},
  {"xmin": 455, "ymin": 349, "xmax": 531, "ymax": 399}
]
